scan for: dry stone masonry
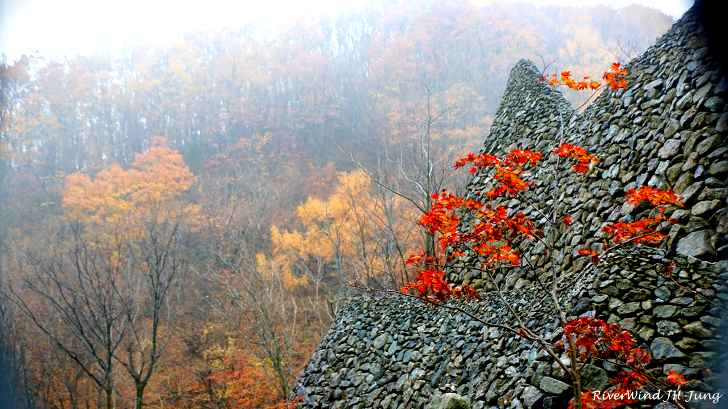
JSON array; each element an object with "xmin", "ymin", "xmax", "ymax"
[{"xmin": 293, "ymin": 5, "xmax": 728, "ymax": 409}]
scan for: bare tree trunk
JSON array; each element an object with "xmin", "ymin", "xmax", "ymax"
[
  {"xmin": 2, "ymin": 223, "xmax": 127, "ymax": 409},
  {"xmin": 115, "ymin": 207, "xmax": 185, "ymax": 409},
  {"xmin": 201, "ymin": 240, "xmax": 301, "ymax": 400}
]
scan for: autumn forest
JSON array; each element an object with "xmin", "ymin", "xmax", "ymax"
[{"xmin": 0, "ymin": 1, "xmax": 676, "ymax": 408}]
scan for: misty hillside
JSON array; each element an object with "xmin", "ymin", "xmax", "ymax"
[{"xmin": 0, "ymin": 1, "xmax": 677, "ymax": 408}]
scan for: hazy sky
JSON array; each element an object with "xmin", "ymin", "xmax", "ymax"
[{"xmin": 0, "ymin": 0, "xmax": 694, "ymax": 63}]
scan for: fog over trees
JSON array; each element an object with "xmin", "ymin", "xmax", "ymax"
[{"xmin": 0, "ymin": 1, "xmax": 674, "ymax": 407}]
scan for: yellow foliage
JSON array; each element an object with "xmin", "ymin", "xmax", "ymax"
[
  {"xmin": 256, "ymin": 251, "xmax": 308, "ymax": 292},
  {"xmin": 272, "ymin": 170, "xmax": 420, "ymax": 290}
]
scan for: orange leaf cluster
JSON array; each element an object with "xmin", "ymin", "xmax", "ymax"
[
  {"xmin": 541, "ymin": 63, "xmax": 628, "ymax": 92},
  {"xmin": 402, "ymin": 266, "xmax": 481, "ymax": 304},
  {"xmin": 419, "ymin": 190, "xmax": 539, "ymax": 264},
  {"xmin": 561, "ymin": 317, "xmax": 652, "ymax": 409},
  {"xmin": 603, "ymin": 63, "xmax": 628, "ymax": 90},
  {"xmin": 578, "ymin": 249, "xmax": 600, "ymax": 264},
  {"xmin": 403, "ymin": 145, "xmax": 681, "ymax": 409},
  {"xmin": 625, "ymin": 186, "xmax": 683, "ymax": 207},
  {"xmin": 601, "ymin": 186, "xmax": 683, "ymax": 244},
  {"xmin": 455, "ymin": 149, "xmax": 542, "ymax": 199},
  {"xmin": 601, "ymin": 217, "xmax": 669, "ymax": 244},
  {"xmin": 665, "ymin": 371, "xmax": 687, "ymax": 386},
  {"xmin": 553, "ymin": 143, "xmax": 600, "ymax": 173},
  {"xmin": 560, "ymin": 317, "xmax": 649, "ymax": 365},
  {"xmin": 404, "ymin": 183, "xmax": 542, "ymax": 302},
  {"xmin": 543, "ymin": 71, "xmax": 600, "ymax": 91}
]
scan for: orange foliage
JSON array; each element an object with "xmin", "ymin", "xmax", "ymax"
[
  {"xmin": 418, "ymin": 189, "xmax": 537, "ymax": 264},
  {"xmin": 553, "ymin": 143, "xmax": 600, "ymax": 173},
  {"xmin": 666, "ymin": 371, "xmax": 687, "ymax": 386},
  {"xmin": 208, "ymin": 349, "xmax": 283, "ymax": 409},
  {"xmin": 542, "ymin": 62, "xmax": 628, "ymax": 91},
  {"xmin": 455, "ymin": 149, "xmax": 542, "ymax": 198},
  {"xmin": 603, "ymin": 63, "xmax": 629, "ymax": 90},
  {"xmin": 402, "ymin": 257, "xmax": 481, "ymax": 304},
  {"xmin": 403, "ymin": 136, "xmax": 686, "ymax": 408},
  {"xmin": 625, "ymin": 186, "xmax": 683, "ymax": 207},
  {"xmin": 578, "ymin": 249, "xmax": 601, "ymax": 264},
  {"xmin": 600, "ymin": 186, "xmax": 682, "ymax": 244},
  {"xmin": 62, "ymin": 136, "xmax": 197, "ymax": 226},
  {"xmin": 558, "ymin": 317, "xmax": 649, "ymax": 367}
]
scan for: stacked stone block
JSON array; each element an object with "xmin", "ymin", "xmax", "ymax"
[{"xmin": 293, "ymin": 5, "xmax": 728, "ymax": 409}]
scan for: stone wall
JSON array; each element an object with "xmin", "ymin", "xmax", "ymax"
[{"xmin": 292, "ymin": 5, "xmax": 728, "ymax": 409}]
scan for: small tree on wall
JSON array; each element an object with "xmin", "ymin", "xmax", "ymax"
[{"xmin": 364, "ymin": 65, "xmax": 698, "ymax": 409}]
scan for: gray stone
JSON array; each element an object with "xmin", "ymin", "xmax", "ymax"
[
  {"xmin": 655, "ymin": 287, "xmax": 671, "ymax": 300},
  {"xmin": 365, "ymin": 387, "xmax": 384, "ymax": 405},
  {"xmin": 717, "ymin": 113, "xmax": 728, "ymax": 132},
  {"xmin": 704, "ymin": 96, "xmax": 725, "ymax": 111},
  {"xmin": 666, "ymin": 164, "xmax": 684, "ymax": 183},
  {"xmin": 650, "ymin": 337, "xmax": 686, "ymax": 360},
  {"xmin": 427, "ymin": 393, "xmax": 470, "ymax": 409},
  {"xmin": 673, "ymin": 173, "xmax": 694, "ymax": 194},
  {"xmin": 709, "ymin": 161, "xmax": 728, "ymax": 175},
  {"xmin": 619, "ymin": 317, "xmax": 637, "ymax": 331},
  {"xmin": 698, "ymin": 187, "xmax": 728, "ymax": 200},
  {"xmin": 679, "ymin": 181, "xmax": 704, "ymax": 204},
  {"xmin": 676, "ymin": 230, "xmax": 716, "ymax": 258},
  {"xmin": 692, "ymin": 200, "xmax": 721, "ymax": 216},
  {"xmin": 372, "ymin": 333, "xmax": 389, "ymax": 349},
  {"xmin": 681, "ymin": 306, "xmax": 707, "ymax": 317},
  {"xmin": 617, "ymin": 302, "xmax": 641, "ymax": 315},
  {"xmin": 608, "ymin": 298, "xmax": 623, "ymax": 310},
  {"xmin": 682, "ymin": 152, "xmax": 699, "ymax": 172},
  {"xmin": 658, "ymin": 139, "xmax": 681, "ymax": 158},
  {"xmin": 696, "ymin": 136, "xmax": 720, "ymax": 156},
  {"xmin": 663, "ymin": 364, "xmax": 699, "ymax": 378},
  {"xmin": 625, "ymin": 288, "xmax": 651, "ymax": 301},
  {"xmin": 676, "ymin": 92, "xmax": 693, "ymax": 110},
  {"xmin": 670, "ymin": 297, "xmax": 693, "ymax": 305},
  {"xmin": 684, "ymin": 217, "xmax": 710, "ymax": 233},
  {"xmin": 580, "ymin": 364, "xmax": 610, "ymax": 391},
  {"xmin": 700, "ymin": 339, "xmax": 724, "ymax": 351},
  {"xmin": 539, "ymin": 377, "xmax": 569, "ymax": 395},
  {"xmin": 656, "ymin": 320, "xmax": 682, "ymax": 336},
  {"xmin": 381, "ymin": 394, "xmax": 394, "ymax": 408},
  {"xmin": 653, "ymin": 305, "xmax": 678, "ymax": 318},
  {"xmin": 689, "ymin": 352, "xmax": 716, "ymax": 369},
  {"xmin": 637, "ymin": 326, "xmax": 655, "ymax": 340},
  {"xmin": 676, "ymin": 337, "xmax": 700, "ymax": 350},
  {"xmin": 694, "ymin": 83, "xmax": 713, "ymax": 102},
  {"xmin": 485, "ymin": 379, "xmax": 504, "ymax": 403},
  {"xmin": 570, "ymin": 297, "xmax": 590, "ymax": 316},
  {"xmin": 388, "ymin": 341, "xmax": 399, "ymax": 356},
  {"xmin": 521, "ymin": 386, "xmax": 543, "ymax": 408},
  {"xmin": 644, "ymin": 79, "xmax": 663, "ymax": 91},
  {"xmin": 531, "ymin": 364, "xmax": 549, "ymax": 387},
  {"xmin": 684, "ymin": 321, "xmax": 713, "ymax": 338},
  {"xmin": 700, "ymin": 315, "xmax": 723, "ymax": 327},
  {"xmin": 705, "ymin": 177, "xmax": 725, "ymax": 187}
]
